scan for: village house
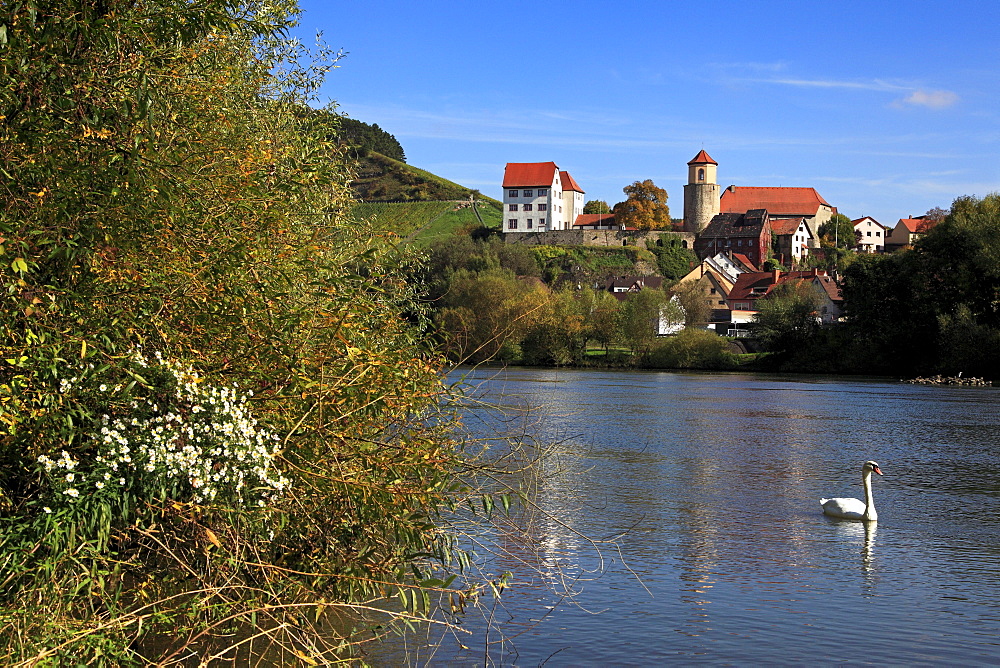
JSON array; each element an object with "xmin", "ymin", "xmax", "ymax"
[
  {"xmin": 852, "ymin": 216, "xmax": 888, "ymax": 253},
  {"xmin": 727, "ymin": 268, "xmax": 844, "ymax": 324},
  {"xmin": 502, "ymin": 162, "xmax": 584, "ymax": 233},
  {"xmin": 770, "ymin": 217, "xmax": 814, "ymax": 266},
  {"xmin": 693, "ymin": 209, "xmax": 772, "ymax": 268},
  {"xmin": 603, "ymin": 275, "xmax": 664, "ymax": 300},
  {"xmin": 885, "ymin": 216, "xmax": 936, "ymax": 251},
  {"xmin": 675, "ymin": 252, "xmax": 759, "ymax": 334},
  {"xmin": 719, "ymin": 185, "xmax": 835, "ymax": 251}
]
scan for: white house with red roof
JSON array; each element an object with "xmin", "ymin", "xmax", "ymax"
[
  {"xmin": 852, "ymin": 216, "xmax": 888, "ymax": 253},
  {"xmin": 770, "ymin": 217, "xmax": 813, "ymax": 264},
  {"xmin": 502, "ymin": 162, "xmax": 585, "ymax": 233}
]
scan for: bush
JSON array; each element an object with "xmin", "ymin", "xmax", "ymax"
[{"xmin": 646, "ymin": 329, "xmax": 739, "ymax": 370}]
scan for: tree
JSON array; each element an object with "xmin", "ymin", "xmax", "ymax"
[
  {"xmin": 753, "ymin": 280, "xmax": 821, "ymax": 352},
  {"xmin": 818, "ymin": 213, "xmax": 858, "ymax": 249},
  {"xmin": 584, "ymin": 199, "xmax": 612, "ymax": 214},
  {"xmin": 672, "ymin": 280, "xmax": 712, "ymax": 327},
  {"xmin": 613, "ymin": 180, "xmax": 671, "ymax": 230},
  {"xmin": 618, "ymin": 288, "xmax": 671, "ymax": 355},
  {"xmin": 0, "ymin": 0, "xmax": 469, "ymax": 660}
]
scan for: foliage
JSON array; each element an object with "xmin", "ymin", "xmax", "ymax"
[
  {"xmin": 672, "ymin": 279, "xmax": 713, "ymax": 326},
  {"xmin": 618, "ymin": 288, "xmax": 672, "ymax": 355},
  {"xmin": 583, "ymin": 200, "xmax": 611, "ymax": 214},
  {"xmin": 647, "ymin": 234, "xmax": 698, "ymax": 281},
  {"xmin": 818, "ymin": 213, "xmax": 858, "ymax": 249},
  {"xmin": 646, "ymin": 329, "xmax": 738, "ymax": 370},
  {"xmin": 838, "ymin": 194, "xmax": 1000, "ymax": 376},
  {"xmin": 337, "ymin": 116, "xmax": 406, "ymax": 162},
  {"xmin": 752, "ymin": 281, "xmax": 822, "ymax": 352},
  {"xmin": 612, "ymin": 180, "xmax": 671, "ymax": 231},
  {"xmin": 0, "ymin": 0, "xmax": 489, "ymax": 661}
]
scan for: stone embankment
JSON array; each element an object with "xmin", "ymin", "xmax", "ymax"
[{"xmin": 903, "ymin": 375, "xmax": 992, "ymax": 386}]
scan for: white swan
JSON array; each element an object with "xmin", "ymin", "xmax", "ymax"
[{"xmin": 820, "ymin": 460, "xmax": 883, "ymax": 521}]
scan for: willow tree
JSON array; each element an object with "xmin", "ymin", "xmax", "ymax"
[{"xmin": 1, "ymin": 0, "xmax": 470, "ymax": 662}]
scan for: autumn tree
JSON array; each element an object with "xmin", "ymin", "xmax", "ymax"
[
  {"xmin": 613, "ymin": 180, "xmax": 671, "ymax": 230},
  {"xmin": 0, "ymin": 0, "xmax": 474, "ymax": 661}
]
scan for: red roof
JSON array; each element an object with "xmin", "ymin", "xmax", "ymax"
[
  {"xmin": 770, "ymin": 217, "xmax": 807, "ymax": 236},
  {"xmin": 730, "ymin": 253, "xmax": 758, "ymax": 272},
  {"xmin": 560, "ymin": 170, "xmax": 584, "ymax": 193},
  {"xmin": 729, "ymin": 269, "xmax": 827, "ymax": 302},
  {"xmin": 897, "ymin": 217, "xmax": 934, "ymax": 233},
  {"xmin": 503, "ymin": 162, "xmax": 558, "ymax": 188},
  {"xmin": 720, "ymin": 186, "xmax": 832, "ymax": 217},
  {"xmin": 574, "ymin": 213, "xmax": 616, "ymax": 227},
  {"xmin": 688, "ymin": 150, "xmax": 717, "ymax": 165}
]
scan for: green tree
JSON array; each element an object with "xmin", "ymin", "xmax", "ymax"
[
  {"xmin": 613, "ymin": 180, "xmax": 671, "ymax": 230},
  {"xmin": 819, "ymin": 213, "xmax": 858, "ymax": 249},
  {"xmin": 584, "ymin": 199, "xmax": 612, "ymax": 214},
  {"xmin": 753, "ymin": 280, "xmax": 821, "ymax": 352},
  {"xmin": 618, "ymin": 288, "xmax": 671, "ymax": 355}
]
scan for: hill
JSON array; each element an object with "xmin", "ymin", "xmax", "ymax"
[
  {"xmin": 352, "ymin": 199, "xmax": 502, "ymax": 246},
  {"xmin": 351, "ymin": 150, "xmax": 497, "ymax": 203}
]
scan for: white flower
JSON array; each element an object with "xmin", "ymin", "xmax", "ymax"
[
  {"xmin": 99, "ymin": 384, "xmax": 108, "ymax": 392},
  {"xmin": 43, "ymin": 507, "xmax": 52, "ymax": 514},
  {"xmin": 63, "ymin": 488, "xmax": 80, "ymax": 498},
  {"xmin": 95, "ymin": 481, "xmax": 105, "ymax": 490},
  {"xmin": 65, "ymin": 472, "xmax": 75, "ymax": 483}
]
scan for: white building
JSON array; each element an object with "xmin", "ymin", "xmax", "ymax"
[
  {"xmin": 502, "ymin": 162, "xmax": 584, "ymax": 233},
  {"xmin": 852, "ymin": 216, "xmax": 888, "ymax": 253}
]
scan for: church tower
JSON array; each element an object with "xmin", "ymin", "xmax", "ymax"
[{"xmin": 683, "ymin": 150, "xmax": 720, "ymax": 234}]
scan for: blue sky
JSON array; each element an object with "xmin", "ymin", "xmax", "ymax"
[{"xmin": 290, "ymin": 0, "xmax": 999, "ymax": 224}]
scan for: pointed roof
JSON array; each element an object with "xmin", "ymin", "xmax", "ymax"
[
  {"xmin": 720, "ymin": 186, "xmax": 832, "ymax": 217},
  {"xmin": 896, "ymin": 217, "xmax": 934, "ymax": 233},
  {"xmin": 560, "ymin": 170, "xmax": 584, "ymax": 193},
  {"xmin": 503, "ymin": 162, "xmax": 558, "ymax": 188},
  {"xmin": 688, "ymin": 149, "xmax": 717, "ymax": 165},
  {"xmin": 770, "ymin": 217, "xmax": 809, "ymax": 236}
]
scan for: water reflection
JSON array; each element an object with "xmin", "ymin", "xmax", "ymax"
[{"xmin": 427, "ymin": 369, "xmax": 1000, "ymax": 666}]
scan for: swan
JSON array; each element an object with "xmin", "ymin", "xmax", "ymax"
[{"xmin": 820, "ymin": 460, "xmax": 883, "ymax": 521}]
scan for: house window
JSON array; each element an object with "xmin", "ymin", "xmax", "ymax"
[
  {"xmin": 867, "ymin": 231, "xmax": 872, "ymax": 237},
  {"xmin": 508, "ymin": 204, "xmax": 518, "ymax": 211},
  {"xmin": 698, "ymin": 168, "xmax": 705, "ymax": 181},
  {"xmin": 538, "ymin": 189, "xmax": 548, "ymax": 196},
  {"xmin": 508, "ymin": 190, "xmax": 518, "ymax": 198},
  {"xmin": 527, "ymin": 219, "xmax": 533, "ymax": 229},
  {"xmin": 559, "ymin": 206, "xmax": 563, "ymax": 213},
  {"xmin": 538, "ymin": 204, "xmax": 547, "ymax": 211},
  {"xmin": 507, "ymin": 219, "xmax": 517, "ymax": 229},
  {"xmin": 523, "ymin": 189, "xmax": 533, "ymax": 197},
  {"xmin": 523, "ymin": 203, "xmax": 533, "ymax": 211},
  {"xmin": 876, "ymin": 231, "xmax": 881, "ymax": 237}
]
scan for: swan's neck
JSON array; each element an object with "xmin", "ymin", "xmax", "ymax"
[{"xmin": 862, "ymin": 470, "xmax": 877, "ymax": 521}]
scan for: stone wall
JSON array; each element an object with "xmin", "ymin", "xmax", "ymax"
[{"xmin": 505, "ymin": 229, "xmax": 696, "ymax": 250}]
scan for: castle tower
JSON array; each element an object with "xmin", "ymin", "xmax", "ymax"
[{"xmin": 683, "ymin": 149, "xmax": 720, "ymax": 234}]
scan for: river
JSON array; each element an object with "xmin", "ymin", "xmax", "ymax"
[{"xmin": 373, "ymin": 368, "xmax": 1000, "ymax": 666}]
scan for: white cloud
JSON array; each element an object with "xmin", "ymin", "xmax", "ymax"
[{"xmin": 898, "ymin": 89, "xmax": 959, "ymax": 109}]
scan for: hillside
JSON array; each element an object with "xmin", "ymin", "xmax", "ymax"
[
  {"xmin": 351, "ymin": 150, "xmax": 499, "ymax": 204},
  {"xmin": 352, "ymin": 199, "xmax": 502, "ymax": 246}
]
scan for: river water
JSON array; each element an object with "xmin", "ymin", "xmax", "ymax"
[{"xmin": 377, "ymin": 368, "xmax": 1000, "ymax": 666}]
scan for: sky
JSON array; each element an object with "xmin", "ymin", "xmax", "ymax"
[{"xmin": 289, "ymin": 0, "xmax": 1000, "ymax": 224}]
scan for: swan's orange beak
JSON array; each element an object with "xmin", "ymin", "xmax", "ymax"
[{"xmin": 873, "ymin": 465, "xmax": 883, "ymax": 475}]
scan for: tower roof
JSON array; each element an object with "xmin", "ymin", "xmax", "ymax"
[{"xmin": 688, "ymin": 150, "xmax": 717, "ymax": 165}]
